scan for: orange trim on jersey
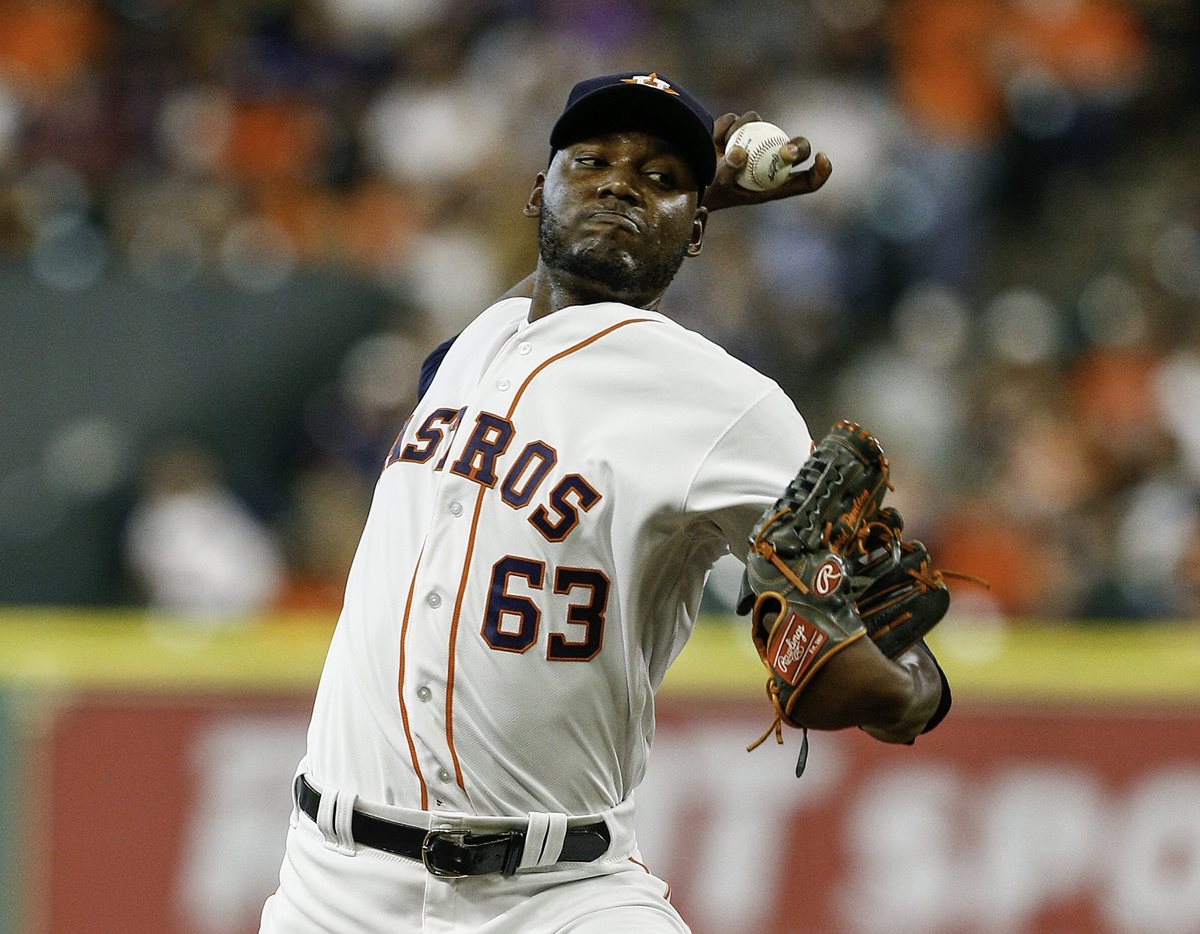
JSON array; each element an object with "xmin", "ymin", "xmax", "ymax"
[
  {"xmin": 505, "ymin": 318, "xmax": 653, "ymax": 418},
  {"xmin": 628, "ymin": 857, "xmax": 672, "ymax": 899},
  {"xmin": 444, "ymin": 483, "xmax": 487, "ymax": 796},
  {"xmin": 397, "ymin": 543, "xmax": 430, "ymax": 809},
  {"xmin": 441, "ymin": 317, "xmax": 655, "ymax": 797}
]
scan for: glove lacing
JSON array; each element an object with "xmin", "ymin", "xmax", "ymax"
[{"xmin": 745, "ymin": 679, "xmax": 810, "ymax": 777}]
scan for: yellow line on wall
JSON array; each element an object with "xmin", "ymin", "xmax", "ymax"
[
  {"xmin": 0, "ymin": 609, "xmax": 335, "ymax": 691},
  {"xmin": 0, "ymin": 610, "xmax": 1198, "ymax": 702},
  {"xmin": 662, "ymin": 618, "xmax": 1200, "ymax": 703}
]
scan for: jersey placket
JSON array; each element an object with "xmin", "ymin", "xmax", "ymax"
[{"xmin": 399, "ymin": 329, "xmax": 536, "ymax": 812}]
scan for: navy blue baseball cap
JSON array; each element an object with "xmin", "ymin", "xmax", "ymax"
[{"xmin": 549, "ymin": 71, "xmax": 717, "ymax": 192}]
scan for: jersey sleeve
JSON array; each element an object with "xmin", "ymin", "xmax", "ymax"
[{"xmin": 683, "ymin": 387, "xmax": 814, "ymax": 558}]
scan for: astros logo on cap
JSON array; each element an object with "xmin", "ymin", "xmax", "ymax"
[{"xmin": 620, "ymin": 73, "xmax": 679, "ymax": 95}]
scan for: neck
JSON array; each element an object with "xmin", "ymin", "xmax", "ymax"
[{"xmin": 526, "ymin": 263, "xmax": 661, "ymax": 322}]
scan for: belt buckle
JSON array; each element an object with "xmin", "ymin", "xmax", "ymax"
[{"xmin": 422, "ymin": 830, "xmax": 471, "ymax": 878}]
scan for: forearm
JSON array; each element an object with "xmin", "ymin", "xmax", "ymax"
[
  {"xmin": 858, "ymin": 645, "xmax": 944, "ymax": 744},
  {"xmin": 790, "ymin": 639, "xmax": 942, "ymax": 744}
]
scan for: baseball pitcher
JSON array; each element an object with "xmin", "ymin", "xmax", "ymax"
[{"xmin": 260, "ymin": 71, "xmax": 951, "ymax": 933}]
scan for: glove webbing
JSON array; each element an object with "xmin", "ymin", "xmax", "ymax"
[
  {"xmin": 749, "ymin": 491, "xmax": 885, "ymax": 595},
  {"xmin": 861, "ymin": 560, "xmax": 988, "ymax": 634},
  {"xmin": 764, "ymin": 452, "xmax": 891, "ymax": 556},
  {"xmin": 827, "ymin": 485, "xmax": 889, "ymax": 551}
]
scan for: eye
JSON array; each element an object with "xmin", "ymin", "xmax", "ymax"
[{"xmin": 575, "ymin": 154, "xmax": 605, "ymax": 167}]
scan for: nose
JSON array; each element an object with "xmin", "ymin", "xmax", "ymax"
[{"xmin": 596, "ymin": 164, "xmax": 642, "ymax": 203}]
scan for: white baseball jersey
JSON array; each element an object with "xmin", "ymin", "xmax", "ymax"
[{"xmin": 302, "ymin": 297, "xmax": 812, "ymax": 820}]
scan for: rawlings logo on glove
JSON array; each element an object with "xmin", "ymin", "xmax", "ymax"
[
  {"xmin": 767, "ymin": 611, "xmax": 827, "ymax": 685},
  {"xmin": 812, "ymin": 558, "xmax": 843, "ymax": 596}
]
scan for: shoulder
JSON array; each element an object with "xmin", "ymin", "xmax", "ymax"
[
  {"xmin": 613, "ymin": 308, "xmax": 793, "ymax": 409},
  {"xmin": 566, "ymin": 303, "xmax": 810, "ymax": 456},
  {"xmin": 453, "ymin": 296, "xmax": 532, "ymax": 349},
  {"xmin": 571, "ymin": 303, "xmax": 782, "ymax": 390},
  {"xmin": 416, "ymin": 298, "xmax": 532, "ymax": 400}
]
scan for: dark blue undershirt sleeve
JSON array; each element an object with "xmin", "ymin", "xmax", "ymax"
[{"xmin": 417, "ymin": 334, "xmax": 458, "ymax": 401}]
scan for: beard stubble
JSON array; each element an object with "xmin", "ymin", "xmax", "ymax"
[{"xmin": 537, "ymin": 201, "xmax": 689, "ymax": 301}]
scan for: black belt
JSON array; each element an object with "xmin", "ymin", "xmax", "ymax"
[{"xmin": 294, "ymin": 775, "xmax": 611, "ymax": 877}]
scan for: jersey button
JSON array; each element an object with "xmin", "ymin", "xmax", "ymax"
[
  {"xmin": 517, "ymin": 341, "xmax": 531, "ymax": 355},
  {"xmin": 448, "ymin": 501, "xmax": 463, "ymax": 517},
  {"xmin": 496, "ymin": 377, "xmax": 512, "ymax": 391},
  {"xmin": 437, "ymin": 768, "xmax": 453, "ymax": 783},
  {"xmin": 416, "ymin": 685, "xmax": 433, "ymax": 702},
  {"xmin": 426, "ymin": 591, "xmax": 442, "ymax": 609}
]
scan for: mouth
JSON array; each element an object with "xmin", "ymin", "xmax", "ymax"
[{"xmin": 587, "ymin": 210, "xmax": 641, "ymax": 233}]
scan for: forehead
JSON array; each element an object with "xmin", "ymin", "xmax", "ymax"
[{"xmin": 560, "ymin": 128, "xmax": 682, "ymax": 154}]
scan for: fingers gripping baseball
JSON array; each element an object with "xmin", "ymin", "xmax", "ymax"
[{"xmin": 705, "ymin": 112, "xmax": 832, "ymax": 211}]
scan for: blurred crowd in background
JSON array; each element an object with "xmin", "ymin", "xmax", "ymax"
[{"xmin": 2, "ymin": 0, "xmax": 1198, "ymax": 623}]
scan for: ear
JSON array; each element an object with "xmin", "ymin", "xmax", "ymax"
[
  {"xmin": 685, "ymin": 206, "xmax": 709, "ymax": 257},
  {"xmin": 523, "ymin": 173, "xmax": 546, "ymax": 217}
]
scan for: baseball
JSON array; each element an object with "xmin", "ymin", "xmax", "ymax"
[{"xmin": 726, "ymin": 121, "xmax": 793, "ymax": 191}]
